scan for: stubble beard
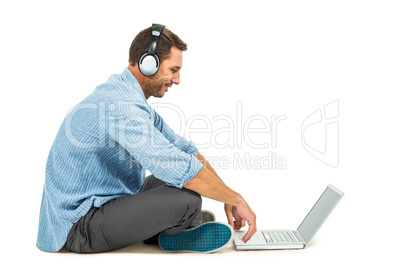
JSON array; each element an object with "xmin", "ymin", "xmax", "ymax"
[{"xmin": 144, "ymin": 76, "xmax": 166, "ymax": 98}]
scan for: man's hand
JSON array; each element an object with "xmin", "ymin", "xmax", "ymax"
[
  {"xmin": 225, "ymin": 204, "xmax": 244, "ymax": 230},
  {"xmin": 224, "ymin": 200, "xmax": 257, "ymax": 243},
  {"xmin": 186, "ymin": 153, "xmax": 257, "ymax": 243}
]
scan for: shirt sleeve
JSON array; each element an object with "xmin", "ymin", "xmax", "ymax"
[
  {"xmin": 152, "ymin": 108, "xmax": 199, "ymax": 156},
  {"xmin": 108, "ymin": 101, "xmax": 203, "ymax": 188}
]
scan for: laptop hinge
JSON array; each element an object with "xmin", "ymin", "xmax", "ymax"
[{"xmin": 292, "ymin": 231, "xmax": 307, "ymax": 246}]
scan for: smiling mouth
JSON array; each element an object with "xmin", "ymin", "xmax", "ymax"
[{"xmin": 165, "ymin": 83, "xmax": 172, "ymax": 91}]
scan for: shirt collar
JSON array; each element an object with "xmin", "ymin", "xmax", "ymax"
[{"xmin": 120, "ymin": 67, "xmax": 147, "ymax": 102}]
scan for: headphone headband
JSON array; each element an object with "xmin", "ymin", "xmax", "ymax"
[
  {"xmin": 148, "ymin": 24, "xmax": 165, "ymax": 54},
  {"xmin": 152, "ymin": 23, "xmax": 165, "ymax": 36}
]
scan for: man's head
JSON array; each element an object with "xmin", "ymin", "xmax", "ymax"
[{"xmin": 128, "ymin": 25, "xmax": 187, "ymax": 99}]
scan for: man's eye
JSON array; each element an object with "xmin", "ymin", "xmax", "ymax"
[{"xmin": 171, "ymin": 69, "xmax": 178, "ymax": 73}]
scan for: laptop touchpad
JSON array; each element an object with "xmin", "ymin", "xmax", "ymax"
[{"xmin": 236, "ymin": 231, "xmax": 267, "ymax": 245}]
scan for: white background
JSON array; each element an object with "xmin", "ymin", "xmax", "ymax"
[{"xmin": 1, "ymin": 0, "xmax": 401, "ymax": 267}]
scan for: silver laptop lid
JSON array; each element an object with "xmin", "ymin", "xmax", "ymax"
[{"xmin": 297, "ymin": 184, "xmax": 344, "ymax": 247}]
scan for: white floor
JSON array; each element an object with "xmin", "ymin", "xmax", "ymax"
[
  {"xmin": 31, "ymin": 238, "xmax": 342, "ymax": 268},
  {"xmin": 20, "ymin": 225, "xmax": 396, "ymax": 268}
]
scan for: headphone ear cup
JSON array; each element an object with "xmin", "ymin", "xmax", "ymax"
[{"xmin": 139, "ymin": 53, "xmax": 160, "ymax": 76}]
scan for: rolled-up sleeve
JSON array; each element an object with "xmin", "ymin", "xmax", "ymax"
[
  {"xmin": 108, "ymin": 102, "xmax": 203, "ymax": 188},
  {"xmin": 152, "ymin": 108, "xmax": 199, "ymax": 156}
]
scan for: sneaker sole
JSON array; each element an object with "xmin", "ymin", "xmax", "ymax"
[{"xmin": 158, "ymin": 222, "xmax": 234, "ymax": 253}]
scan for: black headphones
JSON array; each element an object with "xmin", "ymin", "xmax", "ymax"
[{"xmin": 138, "ymin": 23, "xmax": 165, "ymax": 76}]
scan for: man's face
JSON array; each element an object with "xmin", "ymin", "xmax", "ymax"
[{"xmin": 143, "ymin": 46, "xmax": 183, "ymax": 98}]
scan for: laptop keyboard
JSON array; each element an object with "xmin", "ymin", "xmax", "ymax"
[{"xmin": 262, "ymin": 231, "xmax": 302, "ymax": 244}]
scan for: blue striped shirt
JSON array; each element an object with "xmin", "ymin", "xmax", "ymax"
[{"xmin": 37, "ymin": 68, "xmax": 203, "ymax": 252}]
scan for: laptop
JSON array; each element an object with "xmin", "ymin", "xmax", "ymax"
[{"xmin": 234, "ymin": 184, "xmax": 344, "ymax": 250}]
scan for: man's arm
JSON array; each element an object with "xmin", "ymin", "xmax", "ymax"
[
  {"xmin": 184, "ymin": 153, "xmax": 257, "ymax": 243},
  {"xmin": 194, "ymin": 153, "xmax": 247, "ymax": 230},
  {"xmin": 153, "ymin": 109, "xmax": 198, "ymax": 156}
]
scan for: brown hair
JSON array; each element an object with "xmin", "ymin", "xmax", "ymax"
[{"xmin": 129, "ymin": 26, "xmax": 187, "ymax": 67}]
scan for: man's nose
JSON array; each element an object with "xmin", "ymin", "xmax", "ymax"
[{"xmin": 171, "ymin": 73, "xmax": 180, "ymax": 85}]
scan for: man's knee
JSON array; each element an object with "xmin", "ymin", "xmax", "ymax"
[
  {"xmin": 156, "ymin": 185, "xmax": 201, "ymax": 214},
  {"xmin": 169, "ymin": 187, "xmax": 201, "ymax": 213},
  {"xmin": 159, "ymin": 187, "xmax": 202, "ymax": 236},
  {"xmin": 182, "ymin": 188, "xmax": 202, "ymax": 213},
  {"xmin": 170, "ymin": 187, "xmax": 201, "ymax": 218}
]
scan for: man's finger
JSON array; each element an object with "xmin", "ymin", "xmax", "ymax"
[
  {"xmin": 242, "ymin": 219, "xmax": 257, "ymax": 243},
  {"xmin": 225, "ymin": 206, "xmax": 234, "ymax": 228},
  {"xmin": 228, "ymin": 216, "xmax": 234, "ymax": 228},
  {"xmin": 234, "ymin": 220, "xmax": 242, "ymax": 230},
  {"xmin": 241, "ymin": 220, "xmax": 246, "ymax": 227}
]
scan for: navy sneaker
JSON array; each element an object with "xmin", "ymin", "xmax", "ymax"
[
  {"xmin": 202, "ymin": 210, "xmax": 216, "ymax": 223},
  {"xmin": 159, "ymin": 222, "xmax": 234, "ymax": 253}
]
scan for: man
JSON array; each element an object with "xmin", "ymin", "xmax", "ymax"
[{"xmin": 37, "ymin": 24, "xmax": 256, "ymax": 253}]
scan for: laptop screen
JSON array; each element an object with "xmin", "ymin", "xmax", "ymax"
[{"xmin": 297, "ymin": 184, "xmax": 344, "ymax": 246}]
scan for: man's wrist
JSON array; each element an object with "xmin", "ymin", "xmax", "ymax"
[{"xmin": 232, "ymin": 193, "xmax": 245, "ymax": 207}]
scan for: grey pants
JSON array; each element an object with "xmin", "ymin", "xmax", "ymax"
[{"xmin": 64, "ymin": 175, "xmax": 202, "ymax": 253}]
